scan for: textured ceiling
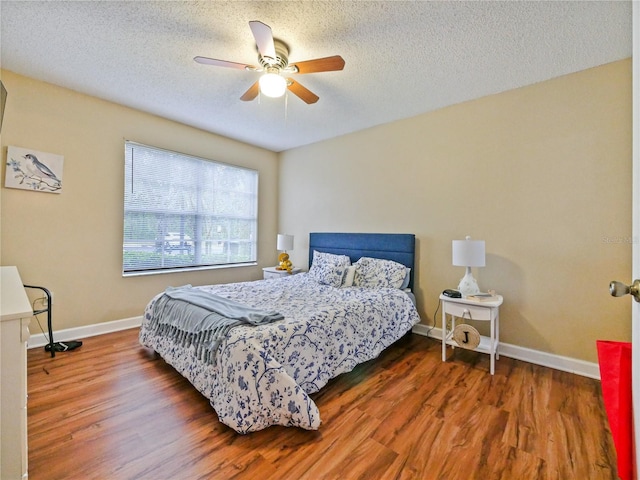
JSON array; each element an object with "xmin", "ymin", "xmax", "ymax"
[{"xmin": 0, "ymin": 1, "xmax": 632, "ymax": 152}]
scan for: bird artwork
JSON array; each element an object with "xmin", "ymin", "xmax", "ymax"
[
  {"xmin": 5, "ymin": 146, "xmax": 63, "ymax": 193},
  {"xmin": 24, "ymin": 153, "xmax": 61, "ymax": 184}
]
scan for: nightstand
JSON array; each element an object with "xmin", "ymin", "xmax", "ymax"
[
  {"xmin": 440, "ymin": 294, "xmax": 503, "ymax": 375},
  {"xmin": 262, "ymin": 266, "xmax": 301, "ymax": 279}
]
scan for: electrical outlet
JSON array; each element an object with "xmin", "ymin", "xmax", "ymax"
[
  {"xmin": 35, "ymin": 296, "xmax": 47, "ymax": 308},
  {"xmin": 37, "ymin": 293, "xmax": 51, "ymax": 308}
]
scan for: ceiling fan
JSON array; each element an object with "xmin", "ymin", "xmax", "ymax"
[{"xmin": 194, "ymin": 21, "xmax": 345, "ymax": 104}]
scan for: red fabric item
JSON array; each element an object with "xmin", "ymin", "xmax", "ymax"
[{"xmin": 597, "ymin": 340, "xmax": 633, "ymax": 480}]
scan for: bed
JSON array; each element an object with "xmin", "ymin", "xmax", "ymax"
[{"xmin": 139, "ymin": 232, "xmax": 420, "ymax": 433}]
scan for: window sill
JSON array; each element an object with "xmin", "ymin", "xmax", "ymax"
[{"xmin": 122, "ymin": 262, "xmax": 257, "ymax": 278}]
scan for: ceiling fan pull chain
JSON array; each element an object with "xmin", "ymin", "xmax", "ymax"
[{"xmin": 284, "ymin": 91, "xmax": 288, "ymax": 124}]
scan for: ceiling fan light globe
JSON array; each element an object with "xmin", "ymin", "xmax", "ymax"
[{"xmin": 259, "ymin": 73, "xmax": 287, "ymax": 98}]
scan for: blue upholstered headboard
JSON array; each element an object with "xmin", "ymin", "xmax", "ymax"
[{"xmin": 308, "ymin": 232, "xmax": 416, "ymax": 290}]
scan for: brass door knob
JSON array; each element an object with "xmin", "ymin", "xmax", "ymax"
[{"xmin": 609, "ymin": 279, "xmax": 640, "ymax": 302}]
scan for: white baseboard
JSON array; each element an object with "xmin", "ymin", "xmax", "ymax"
[
  {"xmin": 27, "ymin": 316, "xmax": 601, "ymax": 380},
  {"xmin": 27, "ymin": 316, "xmax": 143, "ymax": 349},
  {"xmin": 411, "ymin": 323, "xmax": 601, "ymax": 380}
]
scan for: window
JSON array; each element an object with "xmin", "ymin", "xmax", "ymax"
[{"xmin": 123, "ymin": 141, "xmax": 258, "ymax": 275}]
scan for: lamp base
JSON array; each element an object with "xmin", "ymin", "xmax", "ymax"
[{"xmin": 457, "ymin": 270, "xmax": 480, "ymax": 296}]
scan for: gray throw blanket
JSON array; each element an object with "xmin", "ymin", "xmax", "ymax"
[{"xmin": 149, "ymin": 286, "xmax": 284, "ymax": 365}]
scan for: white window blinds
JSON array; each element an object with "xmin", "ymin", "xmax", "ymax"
[{"xmin": 123, "ymin": 141, "xmax": 258, "ymax": 274}]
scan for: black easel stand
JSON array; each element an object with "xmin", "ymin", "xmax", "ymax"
[
  {"xmin": 23, "ymin": 285, "xmax": 82, "ymax": 357},
  {"xmin": 23, "ymin": 285, "xmax": 55, "ymax": 357}
]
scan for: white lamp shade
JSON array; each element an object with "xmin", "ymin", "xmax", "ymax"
[
  {"xmin": 259, "ymin": 73, "xmax": 287, "ymax": 98},
  {"xmin": 277, "ymin": 234, "xmax": 294, "ymax": 251},
  {"xmin": 452, "ymin": 237, "xmax": 485, "ymax": 267}
]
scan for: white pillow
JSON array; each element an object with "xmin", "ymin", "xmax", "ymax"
[
  {"xmin": 400, "ymin": 268, "xmax": 411, "ymax": 290},
  {"xmin": 341, "ymin": 265, "xmax": 356, "ymax": 287},
  {"xmin": 308, "ymin": 251, "xmax": 351, "ymax": 288},
  {"xmin": 353, "ymin": 257, "xmax": 407, "ymax": 289}
]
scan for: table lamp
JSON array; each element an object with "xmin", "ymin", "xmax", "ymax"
[
  {"xmin": 452, "ymin": 236, "xmax": 485, "ymax": 296},
  {"xmin": 276, "ymin": 234, "xmax": 294, "ymax": 272}
]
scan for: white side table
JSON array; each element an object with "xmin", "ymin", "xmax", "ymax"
[
  {"xmin": 262, "ymin": 266, "xmax": 302, "ymax": 279},
  {"xmin": 440, "ymin": 294, "xmax": 503, "ymax": 375}
]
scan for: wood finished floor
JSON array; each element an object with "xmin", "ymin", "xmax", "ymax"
[{"xmin": 27, "ymin": 328, "xmax": 617, "ymax": 480}]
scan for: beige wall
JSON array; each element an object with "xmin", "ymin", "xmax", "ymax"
[
  {"xmin": 1, "ymin": 60, "xmax": 632, "ymax": 363},
  {"xmin": 279, "ymin": 59, "xmax": 632, "ymax": 363},
  {"xmin": 0, "ymin": 70, "xmax": 279, "ymax": 331}
]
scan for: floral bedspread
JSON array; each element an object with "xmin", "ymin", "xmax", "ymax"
[{"xmin": 139, "ymin": 273, "xmax": 421, "ymax": 433}]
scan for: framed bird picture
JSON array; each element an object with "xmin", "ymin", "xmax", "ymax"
[{"xmin": 5, "ymin": 146, "xmax": 64, "ymax": 193}]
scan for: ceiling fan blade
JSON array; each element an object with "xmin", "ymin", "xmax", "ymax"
[
  {"xmin": 287, "ymin": 79, "xmax": 319, "ymax": 104},
  {"xmin": 240, "ymin": 81, "xmax": 260, "ymax": 102},
  {"xmin": 249, "ymin": 21, "xmax": 276, "ymax": 61},
  {"xmin": 194, "ymin": 56, "xmax": 253, "ymax": 70},
  {"xmin": 290, "ymin": 55, "xmax": 345, "ymax": 74}
]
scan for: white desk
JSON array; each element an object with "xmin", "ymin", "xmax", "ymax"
[{"xmin": 1, "ymin": 266, "xmax": 32, "ymax": 479}]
